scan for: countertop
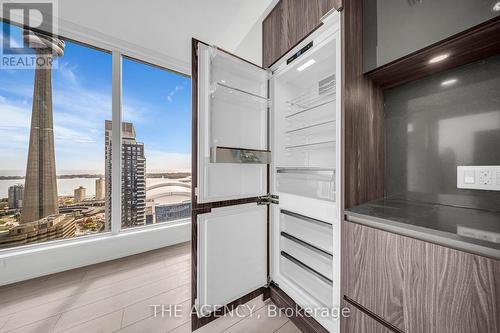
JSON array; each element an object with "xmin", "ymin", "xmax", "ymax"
[{"xmin": 345, "ymin": 199, "xmax": 500, "ymax": 260}]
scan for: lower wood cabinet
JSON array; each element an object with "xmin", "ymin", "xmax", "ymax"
[
  {"xmin": 342, "ymin": 300, "xmax": 395, "ymax": 333},
  {"xmin": 343, "ymin": 221, "xmax": 405, "ymax": 331},
  {"xmin": 404, "ymin": 237, "xmax": 500, "ymax": 333},
  {"xmin": 343, "ymin": 220, "xmax": 500, "ymax": 333}
]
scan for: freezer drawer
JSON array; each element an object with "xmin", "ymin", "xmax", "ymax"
[
  {"xmin": 280, "ymin": 252, "xmax": 333, "ymax": 308},
  {"xmin": 281, "ymin": 232, "xmax": 333, "ymax": 278},
  {"xmin": 280, "ymin": 209, "xmax": 333, "ymax": 253}
]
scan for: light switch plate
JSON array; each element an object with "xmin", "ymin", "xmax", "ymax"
[{"xmin": 457, "ymin": 166, "xmax": 500, "ymax": 191}]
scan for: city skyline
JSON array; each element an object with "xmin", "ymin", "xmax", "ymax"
[{"xmin": 0, "ymin": 22, "xmax": 191, "ymax": 176}]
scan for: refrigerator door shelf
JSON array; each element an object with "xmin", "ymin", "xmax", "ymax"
[{"xmin": 211, "ymin": 146, "xmax": 271, "ymax": 164}]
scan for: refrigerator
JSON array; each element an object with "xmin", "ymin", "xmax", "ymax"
[{"xmin": 191, "ymin": 10, "xmax": 342, "ymax": 333}]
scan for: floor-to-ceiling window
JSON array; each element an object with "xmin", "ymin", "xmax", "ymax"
[
  {"xmin": 0, "ymin": 22, "xmax": 112, "ymax": 249},
  {"xmin": 0, "ymin": 20, "xmax": 191, "ymax": 251},
  {"xmin": 121, "ymin": 57, "xmax": 191, "ymax": 229}
]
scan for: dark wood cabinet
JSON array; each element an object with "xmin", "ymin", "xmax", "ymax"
[
  {"xmin": 344, "ymin": 221, "xmax": 405, "ymax": 331},
  {"xmin": 262, "ymin": 0, "xmax": 339, "ymax": 67},
  {"xmin": 363, "ymin": 0, "xmax": 500, "ymax": 72},
  {"xmin": 262, "ymin": 1, "xmax": 286, "ymax": 69},
  {"xmin": 343, "ymin": 220, "xmax": 500, "ymax": 333},
  {"xmin": 343, "ymin": 301, "xmax": 395, "ymax": 333},
  {"xmin": 404, "ymin": 237, "xmax": 500, "ymax": 333}
]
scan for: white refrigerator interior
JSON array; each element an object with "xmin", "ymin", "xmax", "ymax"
[
  {"xmin": 195, "ymin": 11, "xmax": 341, "ymax": 332},
  {"xmin": 270, "ymin": 13, "xmax": 341, "ymax": 332}
]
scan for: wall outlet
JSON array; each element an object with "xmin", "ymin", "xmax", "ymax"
[{"xmin": 457, "ymin": 166, "xmax": 500, "ymax": 191}]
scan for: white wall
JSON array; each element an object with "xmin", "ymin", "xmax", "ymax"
[
  {"xmin": 235, "ymin": 20, "xmax": 263, "ymax": 66},
  {"xmin": 0, "ymin": 222, "xmax": 190, "ymax": 286},
  {"xmin": 234, "ymin": 0, "xmax": 279, "ymax": 67}
]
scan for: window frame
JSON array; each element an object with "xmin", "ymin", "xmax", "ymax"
[{"xmin": 0, "ymin": 18, "xmax": 191, "ymax": 254}]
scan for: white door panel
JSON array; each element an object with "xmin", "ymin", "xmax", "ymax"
[
  {"xmin": 203, "ymin": 163, "xmax": 267, "ymax": 202},
  {"xmin": 197, "ymin": 203, "xmax": 267, "ymax": 315},
  {"xmin": 197, "ymin": 43, "xmax": 269, "ymax": 204},
  {"xmin": 211, "ymin": 94, "xmax": 267, "ymax": 149}
]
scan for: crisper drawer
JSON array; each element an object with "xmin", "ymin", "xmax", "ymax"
[
  {"xmin": 276, "ymin": 168, "xmax": 335, "ymax": 201},
  {"xmin": 280, "ymin": 252, "xmax": 333, "ymax": 308},
  {"xmin": 280, "ymin": 210, "xmax": 333, "ymax": 254},
  {"xmin": 281, "ymin": 233, "xmax": 333, "ymax": 278}
]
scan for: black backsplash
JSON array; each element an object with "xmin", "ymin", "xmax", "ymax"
[{"xmin": 384, "ymin": 54, "xmax": 500, "ymax": 212}]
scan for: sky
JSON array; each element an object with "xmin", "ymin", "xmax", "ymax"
[{"xmin": 0, "ymin": 22, "xmax": 191, "ymax": 176}]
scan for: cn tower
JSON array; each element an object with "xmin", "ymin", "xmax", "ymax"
[{"xmin": 21, "ymin": 30, "xmax": 65, "ymax": 223}]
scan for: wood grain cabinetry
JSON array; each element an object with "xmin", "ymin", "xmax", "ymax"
[
  {"xmin": 262, "ymin": 0, "xmax": 339, "ymax": 67},
  {"xmin": 343, "ymin": 220, "xmax": 500, "ymax": 333},
  {"xmin": 404, "ymin": 237, "xmax": 500, "ymax": 333},
  {"xmin": 344, "ymin": 221, "xmax": 405, "ymax": 331},
  {"xmin": 342, "ymin": 300, "xmax": 395, "ymax": 333},
  {"xmin": 262, "ymin": 2, "xmax": 286, "ymax": 69}
]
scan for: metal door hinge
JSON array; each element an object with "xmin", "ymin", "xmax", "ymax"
[
  {"xmin": 258, "ymin": 194, "xmax": 279, "ymax": 205},
  {"xmin": 266, "ymin": 279, "xmax": 278, "ymax": 288},
  {"xmin": 265, "ymin": 276, "xmax": 276, "ymax": 288}
]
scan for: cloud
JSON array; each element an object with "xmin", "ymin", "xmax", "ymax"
[
  {"xmin": 166, "ymin": 85, "xmax": 183, "ymax": 102},
  {"xmin": 58, "ymin": 62, "xmax": 78, "ymax": 85}
]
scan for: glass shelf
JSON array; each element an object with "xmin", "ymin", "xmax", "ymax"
[
  {"xmin": 211, "ymin": 83, "xmax": 269, "ymax": 110},
  {"xmin": 285, "ymin": 75, "xmax": 336, "ymax": 118},
  {"xmin": 285, "ymin": 140, "xmax": 336, "ymax": 150}
]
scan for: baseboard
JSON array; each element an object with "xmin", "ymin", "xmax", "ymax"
[{"xmin": 191, "ymin": 287, "xmax": 266, "ymax": 330}]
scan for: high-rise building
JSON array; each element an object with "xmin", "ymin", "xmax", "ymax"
[
  {"xmin": 105, "ymin": 121, "xmax": 146, "ymax": 230},
  {"xmin": 8, "ymin": 184, "xmax": 24, "ymax": 209},
  {"xmin": 95, "ymin": 178, "xmax": 105, "ymax": 200},
  {"xmin": 21, "ymin": 30, "xmax": 65, "ymax": 223},
  {"xmin": 74, "ymin": 186, "xmax": 86, "ymax": 203}
]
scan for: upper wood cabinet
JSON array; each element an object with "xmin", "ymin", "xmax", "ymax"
[
  {"xmin": 343, "ymin": 220, "xmax": 500, "ymax": 333},
  {"xmin": 363, "ymin": 0, "xmax": 500, "ymax": 72},
  {"xmin": 262, "ymin": 1, "xmax": 286, "ymax": 69},
  {"xmin": 262, "ymin": 0, "xmax": 340, "ymax": 67}
]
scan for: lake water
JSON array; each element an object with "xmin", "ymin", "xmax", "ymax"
[{"xmin": 0, "ymin": 177, "xmax": 191, "ymax": 199}]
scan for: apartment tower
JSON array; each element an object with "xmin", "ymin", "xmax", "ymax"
[
  {"xmin": 74, "ymin": 186, "xmax": 86, "ymax": 203},
  {"xmin": 104, "ymin": 121, "xmax": 146, "ymax": 230},
  {"xmin": 8, "ymin": 184, "xmax": 24, "ymax": 209},
  {"xmin": 95, "ymin": 177, "xmax": 105, "ymax": 200},
  {"xmin": 21, "ymin": 31, "xmax": 65, "ymax": 223}
]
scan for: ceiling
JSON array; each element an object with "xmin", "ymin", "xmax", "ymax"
[{"xmin": 56, "ymin": 0, "xmax": 275, "ymax": 74}]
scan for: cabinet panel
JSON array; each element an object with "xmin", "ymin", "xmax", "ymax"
[
  {"xmin": 403, "ymin": 238, "xmax": 500, "ymax": 333},
  {"xmin": 286, "ymin": 0, "xmax": 335, "ymax": 50},
  {"xmin": 343, "ymin": 301, "xmax": 395, "ymax": 333},
  {"xmin": 262, "ymin": 0, "xmax": 339, "ymax": 67},
  {"xmin": 344, "ymin": 221, "xmax": 405, "ymax": 330},
  {"xmin": 263, "ymin": 1, "xmax": 287, "ymax": 68},
  {"xmin": 363, "ymin": 0, "xmax": 500, "ymax": 72}
]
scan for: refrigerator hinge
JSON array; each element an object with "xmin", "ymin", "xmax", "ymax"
[
  {"xmin": 258, "ymin": 194, "xmax": 279, "ymax": 205},
  {"xmin": 265, "ymin": 275, "xmax": 275, "ymax": 288}
]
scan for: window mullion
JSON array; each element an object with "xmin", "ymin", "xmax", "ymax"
[{"xmin": 111, "ymin": 51, "xmax": 122, "ymax": 234}]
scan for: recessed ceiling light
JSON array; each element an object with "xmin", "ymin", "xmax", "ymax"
[
  {"xmin": 493, "ymin": 1, "xmax": 500, "ymax": 11},
  {"xmin": 441, "ymin": 78, "xmax": 458, "ymax": 87},
  {"xmin": 429, "ymin": 54, "xmax": 450, "ymax": 64},
  {"xmin": 297, "ymin": 59, "xmax": 316, "ymax": 72}
]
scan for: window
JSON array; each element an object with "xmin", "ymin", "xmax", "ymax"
[
  {"xmin": 121, "ymin": 57, "xmax": 191, "ymax": 229},
  {"xmin": 0, "ymin": 21, "xmax": 191, "ymax": 251},
  {"xmin": 0, "ymin": 22, "xmax": 112, "ymax": 249}
]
